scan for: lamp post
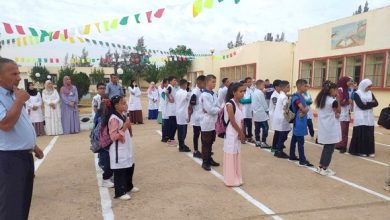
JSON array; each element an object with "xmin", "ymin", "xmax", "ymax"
[
  {"xmin": 35, "ymin": 72, "xmax": 40, "ymax": 78},
  {"xmin": 117, "ymin": 67, "xmax": 124, "ymax": 75},
  {"xmin": 210, "ymin": 48, "xmax": 215, "ymax": 75},
  {"xmin": 47, "ymin": 75, "xmax": 52, "ymax": 79}
]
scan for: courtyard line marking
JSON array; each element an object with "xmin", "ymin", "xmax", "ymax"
[
  {"xmin": 155, "ymin": 130, "xmax": 283, "ymax": 220},
  {"xmin": 34, "ymin": 136, "xmax": 59, "ymax": 172},
  {"xmin": 248, "ymin": 134, "xmax": 390, "ymax": 201},
  {"xmin": 94, "ymin": 154, "xmax": 115, "ymax": 220}
]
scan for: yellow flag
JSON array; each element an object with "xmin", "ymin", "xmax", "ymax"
[
  {"xmin": 95, "ymin": 23, "xmax": 101, "ymax": 33},
  {"xmin": 59, "ymin": 33, "xmax": 66, "ymax": 42},
  {"xmin": 26, "ymin": 57, "xmax": 31, "ymax": 63},
  {"xmin": 34, "ymin": 36, "xmax": 40, "ymax": 44},
  {"xmin": 16, "ymin": 38, "xmax": 21, "ymax": 47},
  {"xmin": 193, "ymin": 0, "xmax": 203, "ymax": 17},
  {"xmin": 15, "ymin": 57, "xmax": 19, "ymax": 62},
  {"xmin": 103, "ymin": 21, "xmax": 110, "ymax": 32},
  {"xmin": 69, "ymin": 37, "xmax": 76, "ymax": 44},
  {"xmin": 23, "ymin": 37, "xmax": 27, "ymax": 46},
  {"xmin": 204, "ymin": 0, "xmax": 213, "ymax": 8},
  {"xmin": 77, "ymin": 37, "xmax": 85, "ymax": 43},
  {"xmin": 110, "ymin": 18, "xmax": 119, "ymax": 29},
  {"xmin": 20, "ymin": 57, "xmax": 25, "ymax": 62},
  {"xmin": 29, "ymin": 36, "xmax": 34, "ymax": 45},
  {"xmin": 83, "ymin": 24, "xmax": 91, "ymax": 35}
]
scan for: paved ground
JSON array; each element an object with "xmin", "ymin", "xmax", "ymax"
[{"xmin": 29, "ymin": 94, "xmax": 390, "ymax": 220}]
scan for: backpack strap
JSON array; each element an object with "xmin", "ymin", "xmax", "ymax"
[{"xmin": 225, "ymin": 99, "xmax": 236, "ymax": 126}]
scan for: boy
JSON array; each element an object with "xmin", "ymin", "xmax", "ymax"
[
  {"xmin": 189, "ymin": 75, "xmax": 206, "ymax": 158},
  {"xmin": 175, "ymin": 79, "xmax": 191, "ymax": 152},
  {"xmin": 159, "ymin": 79, "xmax": 169, "ymax": 142},
  {"xmin": 252, "ymin": 80, "xmax": 270, "ymax": 148},
  {"xmin": 200, "ymin": 74, "xmax": 221, "ymax": 171},
  {"xmin": 289, "ymin": 79, "xmax": 313, "ymax": 167},
  {"xmin": 92, "ymin": 82, "xmax": 106, "ymax": 125},
  {"xmin": 241, "ymin": 77, "xmax": 255, "ymax": 143},
  {"xmin": 217, "ymin": 78, "xmax": 231, "ymax": 107},
  {"xmin": 271, "ymin": 80, "xmax": 291, "ymax": 159},
  {"xmin": 269, "ymin": 79, "xmax": 282, "ymax": 151},
  {"xmin": 165, "ymin": 76, "xmax": 178, "ymax": 146}
]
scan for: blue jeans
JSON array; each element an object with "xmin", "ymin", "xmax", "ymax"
[
  {"xmin": 289, "ymin": 135, "xmax": 307, "ymax": 163},
  {"xmin": 177, "ymin": 124, "xmax": 188, "ymax": 148},
  {"xmin": 276, "ymin": 131, "xmax": 289, "ymax": 152},
  {"xmin": 254, "ymin": 121, "xmax": 269, "ymax": 142}
]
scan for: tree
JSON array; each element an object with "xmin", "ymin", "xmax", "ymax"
[
  {"xmin": 364, "ymin": 1, "xmax": 369, "ymax": 12},
  {"xmin": 78, "ymin": 47, "xmax": 91, "ymax": 67},
  {"xmin": 161, "ymin": 45, "xmax": 193, "ymax": 79},
  {"xmin": 226, "ymin": 32, "xmax": 245, "ymax": 49},
  {"xmin": 144, "ymin": 64, "xmax": 161, "ymax": 83},
  {"xmin": 71, "ymin": 72, "xmax": 91, "ymax": 100},
  {"xmin": 30, "ymin": 65, "xmax": 51, "ymax": 84},
  {"xmin": 227, "ymin": 41, "xmax": 234, "ymax": 49},
  {"xmin": 353, "ymin": 4, "xmax": 363, "ymax": 15},
  {"xmin": 264, "ymin": 33, "xmax": 273, "ymax": 41},
  {"xmin": 99, "ymin": 49, "xmax": 114, "ymax": 67},
  {"xmin": 89, "ymin": 68, "xmax": 105, "ymax": 85},
  {"xmin": 128, "ymin": 37, "xmax": 151, "ymax": 85},
  {"xmin": 119, "ymin": 66, "xmax": 135, "ymax": 87}
]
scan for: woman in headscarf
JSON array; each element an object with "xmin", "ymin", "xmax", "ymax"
[
  {"xmin": 348, "ymin": 79, "xmax": 378, "ymax": 157},
  {"xmin": 60, "ymin": 76, "xmax": 80, "ymax": 134},
  {"xmin": 26, "ymin": 82, "xmax": 45, "ymax": 136},
  {"xmin": 335, "ymin": 76, "xmax": 354, "ymax": 153},
  {"xmin": 42, "ymin": 80, "xmax": 63, "ymax": 135},
  {"xmin": 127, "ymin": 80, "xmax": 143, "ymax": 124},
  {"xmin": 147, "ymin": 82, "xmax": 159, "ymax": 120}
]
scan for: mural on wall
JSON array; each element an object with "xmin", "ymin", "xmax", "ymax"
[{"xmin": 331, "ymin": 19, "xmax": 367, "ymax": 49}]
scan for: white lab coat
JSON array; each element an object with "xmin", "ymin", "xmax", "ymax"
[
  {"xmin": 217, "ymin": 86, "xmax": 228, "ymax": 107},
  {"xmin": 26, "ymin": 92, "xmax": 44, "ymax": 123},
  {"xmin": 148, "ymin": 89, "xmax": 159, "ymax": 110},
  {"xmin": 165, "ymin": 85, "xmax": 177, "ymax": 117},
  {"xmin": 128, "ymin": 86, "xmax": 142, "ymax": 111},
  {"xmin": 175, "ymin": 88, "xmax": 191, "ymax": 125},
  {"xmin": 190, "ymin": 87, "xmax": 203, "ymax": 127},
  {"xmin": 200, "ymin": 91, "xmax": 220, "ymax": 131},
  {"xmin": 317, "ymin": 96, "xmax": 341, "ymax": 144},
  {"xmin": 252, "ymin": 89, "xmax": 269, "ymax": 122},
  {"xmin": 158, "ymin": 86, "xmax": 165, "ymax": 111},
  {"xmin": 109, "ymin": 114, "xmax": 134, "ymax": 169},
  {"xmin": 268, "ymin": 91, "xmax": 279, "ymax": 130},
  {"xmin": 271, "ymin": 92, "xmax": 291, "ymax": 131},
  {"xmin": 223, "ymin": 100, "xmax": 243, "ymax": 153},
  {"xmin": 91, "ymin": 94, "xmax": 101, "ymax": 119},
  {"xmin": 242, "ymin": 87, "xmax": 253, "ymax": 119}
]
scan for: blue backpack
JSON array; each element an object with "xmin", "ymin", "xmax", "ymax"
[{"xmin": 90, "ymin": 121, "xmax": 103, "ymax": 153}]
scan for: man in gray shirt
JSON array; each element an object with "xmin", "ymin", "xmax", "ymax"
[
  {"xmin": 0, "ymin": 58, "xmax": 44, "ymax": 220},
  {"xmin": 105, "ymin": 74, "xmax": 124, "ymax": 99}
]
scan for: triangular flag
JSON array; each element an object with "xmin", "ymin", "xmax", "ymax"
[
  {"xmin": 44, "ymin": 58, "xmax": 48, "ymax": 63},
  {"xmin": 105, "ymin": 42, "xmax": 110, "ymax": 47},
  {"xmin": 40, "ymin": 30, "xmax": 50, "ymax": 42},
  {"xmin": 193, "ymin": 0, "xmax": 203, "ymax": 17},
  {"xmin": 22, "ymin": 37, "xmax": 27, "ymax": 45},
  {"xmin": 20, "ymin": 57, "xmax": 24, "ymax": 62},
  {"xmin": 234, "ymin": 0, "xmax": 240, "ymax": 4},
  {"xmin": 69, "ymin": 37, "xmax": 75, "ymax": 44},
  {"xmin": 204, "ymin": 0, "xmax": 213, "ymax": 9},
  {"xmin": 110, "ymin": 18, "xmax": 119, "ymax": 29},
  {"xmin": 63, "ymin": 29, "xmax": 69, "ymax": 39},
  {"xmin": 28, "ymin": 27, "xmax": 38, "ymax": 36},
  {"xmin": 103, "ymin": 21, "xmax": 110, "ymax": 31},
  {"xmin": 15, "ymin": 57, "xmax": 19, "ymax": 62},
  {"xmin": 111, "ymin": 43, "xmax": 116, "ymax": 48},
  {"xmin": 218, "ymin": 0, "xmax": 223, "ymax": 2},
  {"xmin": 77, "ymin": 37, "xmax": 85, "ymax": 43},
  {"xmin": 99, "ymin": 41, "xmax": 104, "ymax": 46},
  {"xmin": 28, "ymin": 36, "xmax": 34, "ymax": 45},
  {"xmin": 119, "ymin": 16, "xmax": 129, "ymax": 25},
  {"xmin": 16, "ymin": 38, "xmax": 21, "ymax": 47},
  {"xmin": 154, "ymin": 8, "xmax": 165, "ymax": 18},
  {"xmin": 52, "ymin": 31, "xmax": 60, "ymax": 40},
  {"xmin": 146, "ymin": 11, "xmax": 153, "ymax": 23},
  {"xmin": 50, "ymin": 58, "xmax": 53, "ymax": 63},
  {"xmin": 56, "ymin": 58, "xmax": 59, "ymax": 63},
  {"xmin": 85, "ymin": 38, "xmax": 90, "ymax": 43},
  {"xmin": 95, "ymin": 23, "xmax": 101, "ymax": 33},
  {"xmin": 59, "ymin": 33, "xmax": 66, "ymax": 42},
  {"xmin": 83, "ymin": 24, "xmax": 91, "ymax": 34},
  {"xmin": 16, "ymin": 25, "xmax": 26, "ymax": 35},
  {"xmin": 26, "ymin": 58, "xmax": 30, "ymax": 63},
  {"xmin": 34, "ymin": 36, "xmax": 39, "ymax": 44},
  {"xmin": 92, "ymin": 39, "xmax": 97, "ymax": 45},
  {"xmin": 134, "ymin": 14, "xmax": 141, "ymax": 24},
  {"xmin": 3, "ymin": 22, "xmax": 14, "ymax": 34}
]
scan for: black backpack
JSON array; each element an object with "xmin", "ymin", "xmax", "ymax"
[{"xmin": 378, "ymin": 106, "xmax": 390, "ymax": 129}]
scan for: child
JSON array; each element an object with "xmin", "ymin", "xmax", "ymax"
[
  {"xmin": 289, "ymin": 79, "xmax": 313, "ymax": 167},
  {"xmin": 223, "ymin": 82, "xmax": 246, "ymax": 187},
  {"xmin": 252, "ymin": 80, "xmax": 270, "ymax": 148},
  {"xmin": 92, "ymin": 82, "xmax": 106, "ymax": 124},
  {"xmin": 157, "ymin": 79, "xmax": 168, "ymax": 124},
  {"xmin": 335, "ymin": 77, "xmax": 353, "ymax": 153},
  {"xmin": 271, "ymin": 80, "xmax": 291, "ymax": 159},
  {"xmin": 165, "ymin": 76, "xmax": 178, "ymax": 146},
  {"xmin": 147, "ymin": 82, "xmax": 159, "ymax": 120},
  {"xmin": 315, "ymin": 81, "xmax": 341, "ymax": 176},
  {"xmin": 200, "ymin": 74, "xmax": 221, "ymax": 171},
  {"xmin": 269, "ymin": 79, "xmax": 282, "ymax": 151},
  {"xmin": 159, "ymin": 79, "xmax": 169, "ymax": 142},
  {"xmin": 218, "ymin": 78, "xmax": 231, "ymax": 107},
  {"xmin": 189, "ymin": 75, "xmax": 206, "ymax": 158},
  {"xmin": 303, "ymin": 90, "xmax": 315, "ymax": 138},
  {"xmin": 105, "ymin": 95, "xmax": 139, "ymax": 200},
  {"xmin": 240, "ymin": 77, "xmax": 255, "ymax": 143},
  {"xmin": 175, "ymin": 79, "xmax": 191, "ymax": 152}
]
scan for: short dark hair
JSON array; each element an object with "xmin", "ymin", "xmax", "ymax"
[
  {"xmin": 265, "ymin": 79, "xmax": 270, "ymax": 82},
  {"xmin": 168, "ymin": 76, "xmax": 177, "ymax": 82},
  {"xmin": 279, "ymin": 80, "xmax": 290, "ymax": 88},
  {"xmin": 162, "ymin": 78, "xmax": 168, "ymax": 84},
  {"xmin": 244, "ymin": 77, "xmax": 252, "ymax": 83},
  {"xmin": 96, "ymin": 82, "xmax": 106, "ymax": 89},
  {"xmin": 272, "ymin": 79, "xmax": 282, "ymax": 88},
  {"xmin": 205, "ymin": 74, "xmax": 216, "ymax": 82},
  {"xmin": 222, "ymin": 78, "xmax": 229, "ymax": 84},
  {"xmin": 256, "ymin": 80, "xmax": 264, "ymax": 85},
  {"xmin": 196, "ymin": 75, "xmax": 206, "ymax": 83},
  {"xmin": 296, "ymin": 79, "xmax": 308, "ymax": 87},
  {"xmin": 0, "ymin": 58, "xmax": 16, "ymax": 74},
  {"xmin": 179, "ymin": 79, "xmax": 188, "ymax": 86}
]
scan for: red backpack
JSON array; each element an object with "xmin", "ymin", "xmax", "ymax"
[{"xmin": 215, "ymin": 100, "xmax": 236, "ymax": 138}]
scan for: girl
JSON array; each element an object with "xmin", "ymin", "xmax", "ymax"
[
  {"xmin": 42, "ymin": 80, "xmax": 63, "ymax": 136},
  {"xmin": 104, "ymin": 95, "xmax": 138, "ymax": 200},
  {"xmin": 335, "ymin": 77, "xmax": 354, "ymax": 153},
  {"xmin": 26, "ymin": 82, "xmax": 45, "ymax": 136},
  {"xmin": 349, "ymin": 79, "xmax": 378, "ymax": 157},
  {"xmin": 223, "ymin": 82, "xmax": 246, "ymax": 187},
  {"xmin": 147, "ymin": 82, "xmax": 159, "ymax": 120},
  {"xmin": 128, "ymin": 80, "xmax": 143, "ymax": 124},
  {"xmin": 304, "ymin": 90, "xmax": 315, "ymax": 138},
  {"xmin": 315, "ymin": 81, "xmax": 341, "ymax": 176}
]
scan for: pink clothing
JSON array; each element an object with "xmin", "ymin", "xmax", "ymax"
[
  {"xmin": 108, "ymin": 118, "xmax": 125, "ymax": 142},
  {"xmin": 223, "ymin": 153, "xmax": 243, "ymax": 187}
]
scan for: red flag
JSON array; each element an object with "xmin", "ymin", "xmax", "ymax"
[
  {"xmin": 55, "ymin": 58, "xmax": 59, "ymax": 63},
  {"xmin": 50, "ymin": 58, "xmax": 53, "ymax": 63},
  {"xmin": 52, "ymin": 31, "xmax": 60, "ymax": 40},
  {"xmin": 15, "ymin": 25, "xmax": 25, "ymax": 35},
  {"xmin": 146, "ymin": 11, "xmax": 153, "ymax": 23},
  {"xmin": 233, "ymin": 51, "xmax": 237, "ymax": 56},
  {"xmin": 154, "ymin": 8, "xmax": 165, "ymax": 18},
  {"xmin": 3, "ymin": 22, "xmax": 14, "ymax": 34},
  {"xmin": 63, "ymin": 29, "xmax": 68, "ymax": 39},
  {"xmin": 230, "ymin": 53, "xmax": 233, "ymax": 57}
]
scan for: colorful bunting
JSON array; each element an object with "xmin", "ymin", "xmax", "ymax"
[
  {"xmin": 134, "ymin": 14, "xmax": 141, "ymax": 24},
  {"xmin": 15, "ymin": 25, "xmax": 26, "ymax": 35},
  {"xmin": 3, "ymin": 22, "xmax": 14, "ymax": 34},
  {"xmin": 119, "ymin": 16, "xmax": 129, "ymax": 25},
  {"xmin": 146, "ymin": 11, "xmax": 153, "ymax": 23}
]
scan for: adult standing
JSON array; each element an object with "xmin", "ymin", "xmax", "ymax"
[
  {"xmin": 217, "ymin": 78, "xmax": 231, "ymax": 107},
  {"xmin": 128, "ymin": 80, "xmax": 143, "ymax": 124},
  {"xmin": 26, "ymin": 82, "xmax": 45, "ymax": 136},
  {"xmin": 349, "ymin": 79, "xmax": 378, "ymax": 157},
  {"xmin": 147, "ymin": 82, "xmax": 159, "ymax": 120},
  {"xmin": 42, "ymin": 80, "xmax": 63, "ymax": 136},
  {"xmin": 60, "ymin": 76, "xmax": 80, "ymax": 134},
  {"xmin": 105, "ymin": 74, "xmax": 124, "ymax": 99},
  {"xmin": 0, "ymin": 58, "xmax": 44, "ymax": 220}
]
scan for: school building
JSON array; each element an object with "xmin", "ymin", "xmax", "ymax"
[{"xmin": 186, "ymin": 5, "xmax": 390, "ymax": 116}]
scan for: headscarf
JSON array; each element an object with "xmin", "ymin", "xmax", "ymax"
[
  {"xmin": 44, "ymin": 80, "xmax": 54, "ymax": 95},
  {"xmin": 61, "ymin": 75, "xmax": 73, "ymax": 95},
  {"xmin": 356, "ymin": 79, "xmax": 373, "ymax": 103},
  {"xmin": 27, "ymin": 83, "xmax": 38, "ymax": 96},
  {"xmin": 337, "ymin": 76, "xmax": 352, "ymax": 101},
  {"xmin": 147, "ymin": 82, "xmax": 156, "ymax": 94}
]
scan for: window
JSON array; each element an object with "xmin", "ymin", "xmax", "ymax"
[
  {"xmin": 219, "ymin": 63, "xmax": 255, "ymax": 82},
  {"xmin": 365, "ymin": 53, "xmax": 384, "ymax": 87},
  {"xmin": 313, "ymin": 60, "xmax": 327, "ymax": 87},
  {"xmin": 300, "ymin": 62, "xmax": 312, "ymax": 85},
  {"xmin": 236, "ymin": 66, "xmax": 242, "ymax": 80},
  {"xmin": 346, "ymin": 56, "xmax": 362, "ymax": 83},
  {"xmin": 328, "ymin": 58, "xmax": 343, "ymax": 83},
  {"xmin": 387, "ymin": 52, "xmax": 390, "ymax": 87}
]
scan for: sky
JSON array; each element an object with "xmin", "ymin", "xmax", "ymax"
[{"xmin": 1, "ymin": 0, "xmax": 390, "ymax": 66}]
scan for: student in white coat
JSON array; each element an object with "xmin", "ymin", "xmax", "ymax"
[
  {"xmin": 268, "ymin": 80, "xmax": 282, "ymax": 150},
  {"xmin": 147, "ymin": 82, "xmax": 159, "ymax": 120},
  {"xmin": 42, "ymin": 80, "xmax": 63, "ymax": 136},
  {"xmin": 175, "ymin": 79, "xmax": 191, "ymax": 152},
  {"xmin": 271, "ymin": 80, "xmax": 291, "ymax": 159},
  {"xmin": 217, "ymin": 78, "xmax": 231, "ymax": 107},
  {"xmin": 105, "ymin": 95, "xmax": 139, "ymax": 200},
  {"xmin": 315, "ymin": 81, "xmax": 341, "ymax": 176},
  {"xmin": 128, "ymin": 80, "xmax": 143, "ymax": 124},
  {"xmin": 252, "ymin": 80, "xmax": 270, "ymax": 148},
  {"xmin": 157, "ymin": 79, "xmax": 168, "ymax": 124},
  {"xmin": 26, "ymin": 82, "xmax": 45, "ymax": 136},
  {"xmin": 240, "ymin": 77, "xmax": 255, "ymax": 143},
  {"xmin": 165, "ymin": 76, "xmax": 178, "ymax": 146}
]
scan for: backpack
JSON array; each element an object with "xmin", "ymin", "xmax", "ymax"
[
  {"xmin": 283, "ymin": 96, "xmax": 296, "ymax": 123},
  {"xmin": 90, "ymin": 122, "xmax": 103, "ymax": 153},
  {"xmin": 99, "ymin": 124, "xmax": 113, "ymax": 148},
  {"xmin": 215, "ymin": 100, "xmax": 236, "ymax": 138},
  {"xmin": 378, "ymin": 106, "xmax": 390, "ymax": 129}
]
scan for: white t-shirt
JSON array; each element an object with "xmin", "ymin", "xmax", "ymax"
[
  {"xmin": 175, "ymin": 88, "xmax": 190, "ymax": 125},
  {"xmin": 242, "ymin": 87, "xmax": 253, "ymax": 119}
]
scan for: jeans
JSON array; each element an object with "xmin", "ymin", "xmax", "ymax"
[
  {"xmin": 177, "ymin": 124, "xmax": 188, "ymax": 148},
  {"xmin": 320, "ymin": 144, "xmax": 335, "ymax": 168},
  {"xmin": 276, "ymin": 131, "xmax": 289, "ymax": 152},
  {"xmin": 307, "ymin": 119, "xmax": 314, "ymax": 137},
  {"xmin": 193, "ymin": 126, "xmax": 201, "ymax": 151},
  {"xmin": 162, "ymin": 119, "xmax": 169, "ymax": 141},
  {"xmin": 254, "ymin": 121, "xmax": 269, "ymax": 142},
  {"xmin": 99, "ymin": 149, "xmax": 113, "ymax": 180},
  {"xmin": 168, "ymin": 116, "xmax": 177, "ymax": 140},
  {"xmin": 289, "ymin": 135, "xmax": 307, "ymax": 163},
  {"xmin": 243, "ymin": 118, "xmax": 253, "ymax": 138}
]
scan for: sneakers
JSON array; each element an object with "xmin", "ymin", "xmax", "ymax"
[
  {"xmin": 369, "ymin": 154, "xmax": 375, "ymax": 158},
  {"xmin": 179, "ymin": 146, "xmax": 191, "ymax": 152},
  {"xmin": 384, "ymin": 185, "xmax": 390, "ymax": 191},
  {"xmin": 274, "ymin": 151, "xmax": 289, "ymax": 159},
  {"xmin": 167, "ymin": 140, "xmax": 177, "ymax": 146},
  {"xmin": 299, "ymin": 160, "xmax": 314, "ymax": 167},
  {"xmin": 209, "ymin": 158, "xmax": 220, "ymax": 167},
  {"xmin": 246, "ymin": 138, "xmax": 256, "ymax": 144},
  {"xmin": 130, "ymin": 187, "xmax": 140, "ymax": 193},
  {"xmin": 255, "ymin": 141, "xmax": 262, "ymax": 147},
  {"xmin": 260, "ymin": 142, "xmax": 271, "ymax": 149},
  {"xmin": 193, "ymin": 151, "xmax": 202, "ymax": 158},
  {"xmin": 270, "ymin": 147, "xmax": 276, "ymax": 153},
  {"xmin": 289, "ymin": 156, "xmax": 299, "ymax": 161},
  {"xmin": 317, "ymin": 167, "xmax": 336, "ymax": 176},
  {"xmin": 202, "ymin": 161, "xmax": 211, "ymax": 171},
  {"xmin": 161, "ymin": 138, "xmax": 169, "ymax": 143},
  {"xmin": 118, "ymin": 193, "xmax": 131, "ymax": 200},
  {"xmin": 102, "ymin": 179, "xmax": 114, "ymax": 188}
]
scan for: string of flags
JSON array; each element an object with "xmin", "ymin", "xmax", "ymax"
[{"xmin": 193, "ymin": 0, "xmax": 240, "ymax": 17}]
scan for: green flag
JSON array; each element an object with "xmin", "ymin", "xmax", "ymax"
[
  {"xmin": 119, "ymin": 16, "xmax": 129, "ymax": 25},
  {"xmin": 134, "ymin": 14, "xmax": 141, "ymax": 24}
]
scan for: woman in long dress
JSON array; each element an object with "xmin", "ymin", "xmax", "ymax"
[
  {"xmin": 26, "ymin": 82, "xmax": 45, "ymax": 136},
  {"xmin": 147, "ymin": 82, "xmax": 159, "ymax": 120},
  {"xmin": 128, "ymin": 80, "xmax": 143, "ymax": 124},
  {"xmin": 42, "ymin": 80, "xmax": 63, "ymax": 135},
  {"xmin": 348, "ymin": 79, "xmax": 378, "ymax": 157},
  {"xmin": 60, "ymin": 76, "xmax": 80, "ymax": 134}
]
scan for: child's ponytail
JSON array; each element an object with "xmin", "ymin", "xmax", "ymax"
[{"xmin": 315, "ymin": 80, "xmax": 337, "ymax": 109}]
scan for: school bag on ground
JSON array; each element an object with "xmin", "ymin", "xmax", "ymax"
[
  {"xmin": 283, "ymin": 96, "xmax": 296, "ymax": 123},
  {"xmin": 215, "ymin": 100, "xmax": 236, "ymax": 138},
  {"xmin": 378, "ymin": 105, "xmax": 390, "ymax": 129},
  {"xmin": 90, "ymin": 122, "xmax": 103, "ymax": 153}
]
